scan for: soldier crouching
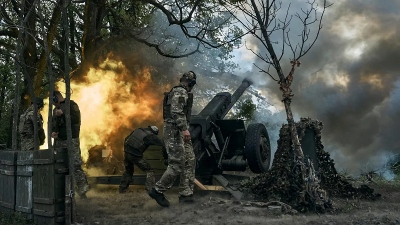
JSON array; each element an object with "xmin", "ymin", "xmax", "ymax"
[{"xmin": 119, "ymin": 126, "xmax": 166, "ymax": 193}]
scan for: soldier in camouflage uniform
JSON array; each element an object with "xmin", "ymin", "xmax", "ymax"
[
  {"xmin": 149, "ymin": 71, "xmax": 197, "ymax": 207},
  {"xmin": 119, "ymin": 126, "xmax": 167, "ymax": 193},
  {"xmin": 19, "ymin": 97, "xmax": 46, "ymax": 151},
  {"xmin": 51, "ymin": 91, "xmax": 89, "ymax": 199}
]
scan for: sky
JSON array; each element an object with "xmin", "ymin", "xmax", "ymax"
[{"xmin": 231, "ymin": 0, "xmax": 400, "ymax": 174}]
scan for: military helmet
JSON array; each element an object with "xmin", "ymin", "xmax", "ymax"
[
  {"xmin": 180, "ymin": 71, "xmax": 197, "ymax": 88},
  {"xmin": 149, "ymin": 126, "xmax": 159, "ymax": 135},
  {"xmin": 32, "ymin": 97, "xmax": 44, "ymax": 109}
]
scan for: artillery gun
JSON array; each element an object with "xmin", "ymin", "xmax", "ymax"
[
  {"xmin": 88, "ymin": 79, "xmax": 271, "ymax": 199},
  {"xmin": 189, "ymin": 79, "xmax": 271, "ymax": 184}
]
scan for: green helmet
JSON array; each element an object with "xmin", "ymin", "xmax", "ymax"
[{"xmin": 180, "ymin": 71, "xmax": 197, "ymax": 88}]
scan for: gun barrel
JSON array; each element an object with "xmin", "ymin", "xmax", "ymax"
[
  {"xmin": 190, "ymin": 78, "xmax": 252, "ymax": 141},
  {"xmin": 222, "ymin": 78, "xmax": 252, "ymax": 118}
]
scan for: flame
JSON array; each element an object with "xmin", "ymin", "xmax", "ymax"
[{"xmin": 42, "ymin": 58, "xmax": 166, "ymax": 162}]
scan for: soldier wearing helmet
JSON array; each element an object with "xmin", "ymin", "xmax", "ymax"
[
  {"xmin": 19, "ymin": 97, "xmax": 46, "ymax": 151},
  {"xmin": 119, "ymin": 126, "xmax": 167, "ymax": 193},
  {"xmin": 149, "ymin": 71, "xmax": 197, "ymax": 207},
  {"xmin": 51, "ymin": 90, "xmax": 90, "ymax": 199}
]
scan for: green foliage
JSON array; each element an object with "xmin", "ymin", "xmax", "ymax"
[
  {"xmin": 110, "ymin": 0, "xmax": 242, "ymax": 72},
  {"xmin": 232, "ymin": 98, "xmax": 256, "ymax": 121},
  {"xmin": 392, "ymin": 162, "xmax": 400, "ymax": 175},
  {"xmin": 109, "ymin": 1, "xmax": 153, "ymax": 30},
  {"xmin": 0, "ymin": 61, "xmax": 16, "ymax": 146}
]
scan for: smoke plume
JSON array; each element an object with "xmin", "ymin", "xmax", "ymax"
[{"xmin": 239, "ymin": 0, "xmax": 400, "ymax": 174}]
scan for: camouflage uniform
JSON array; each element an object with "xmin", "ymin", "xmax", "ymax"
[
  {"xmin": 19, "ymin": 105, "xmax": 45, "ymax": 151},
  {"xmin": 54, "ymin": 138, "xmax": 89, "ymax": 195},
  {"xmin": 52, "ymin": 100, "xmax": 89, "ymax": 196},
  {"xmin": 156, "ymin": 84, "xmax": 195, "ymax": 197},
  {"xmin": 119, "ymin": 127, "xmax": 165, "ymax": 193}
]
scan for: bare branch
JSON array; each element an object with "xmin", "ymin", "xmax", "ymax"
[
  {"xmin": 130, "ymin": 33, "xmax": 201, "ymax": 58},
  {"xmin": 253, "ymin": 63, "xmax": 279, "ymax": 81}
]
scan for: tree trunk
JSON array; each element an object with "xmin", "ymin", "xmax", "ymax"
[
  {"xmin": 62, "ymin": 0, "xmax": 77, "ymax": 222},
  {"xmin": 69, "ymin": 0, "xmax": 107, "ymax": 78},
  {"xmin": 82, "ymin": 0, "xmax": 106, "ymax": 61},
  {"xmin": 21, "ymin": 0, "xmax": 38, "ymax": 107},
  {"xmin": 12, "ymin": 0, "xmax": 26, "ymax": 150},
  {"xmin": 35, "ymin": 0, "xmax": 62, "ymax": 96},
  {"xmin": 249, "ymin": 0, "xmax": 304, "ymax": 163},
  {"xmin": 0, "ymin": 73, "xmax": 6, "ymax": 122},
  {"xmin": 37, "ymin": 0, "xmax": 56, "ymax": 150}
]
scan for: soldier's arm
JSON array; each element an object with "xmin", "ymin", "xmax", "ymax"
[
  {"xmin": 37, "ymin": 122, "xmax": 45, "ymax": 144},
  {"xmin": 70, "ymin": 101, "xmax": 81, "ymax": 125},
  {"xmin": 170, "ymin": 88, "xmax": 188, "ymax": 131},
  {"xmin": 25, "ymin": 113, "xmax": 35, "ymax": 136},
  {"xmin": 144, "ymin": 135, "xmax": 168, "ymax": 159},
  {"xmin": 144, "ymin": 134, "xmax": 164, "ymax": 146},
  {"xmin": 51, "ymin": 109, "xmax": 58, "ymax": 133}
]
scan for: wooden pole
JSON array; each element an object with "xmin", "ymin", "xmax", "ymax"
[{"xmin": 194, "ymin": 178, "xmax": 208, "ymax": 190}]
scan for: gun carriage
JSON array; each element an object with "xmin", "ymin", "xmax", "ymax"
[{"xmin": 189, "ymin": 79, "xmax": 271, "ymax": 184}]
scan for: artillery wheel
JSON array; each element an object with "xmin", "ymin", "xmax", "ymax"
[{"xmin": 244, "ymin": 123, "xmax": 271, "ymax": 173}]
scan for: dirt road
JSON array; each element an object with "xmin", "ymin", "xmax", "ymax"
[{"xmin": 75, "ymin": 182, "xmax": 400, "ymax": 225}]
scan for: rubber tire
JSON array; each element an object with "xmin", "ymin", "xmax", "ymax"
[{"xmin": 244, "ymin": 123, "xmax": 271, "ymax": 173}]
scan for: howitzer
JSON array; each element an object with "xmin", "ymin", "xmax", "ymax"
[{"xmin": 189, "ymin": 79, "xmax": 271, "ymax": 182}]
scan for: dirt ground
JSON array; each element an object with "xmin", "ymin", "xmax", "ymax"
[{"xmin": 75, "ymin": 180, "xmax": 400, "ymax": 225}]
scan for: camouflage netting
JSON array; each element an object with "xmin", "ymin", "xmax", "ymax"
[{"xmin": 240, "ymin": 117, "xmax": 380, "ymax": 213}]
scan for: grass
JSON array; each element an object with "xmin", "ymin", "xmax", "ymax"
[{"xmin": 0, "ymin": 212, "xmax": 35, "ymax": 225}]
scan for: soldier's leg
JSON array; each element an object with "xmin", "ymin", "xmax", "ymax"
[
  {"xmin": 132, "ymin": 156, "xmax": 154, "ymax": 192},
  {"xmin": 71, "ymin": 138, "xmax": 90, "ymax": 196},
  {"xmin": 155, "ymin": 125, "xmax": 184, "ymax": 193},
  {"xmin": 20, "ymin": 137, "xmax": 35, "ymax": 151},
  {"xmin": 179, "ymin": 141, "xmax": 196, "ymax": 198},
  {"xmin": 119, "ymin": 150, "xmax": 135, "ymax": 193}
]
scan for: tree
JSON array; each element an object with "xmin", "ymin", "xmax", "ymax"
[
  {"xmin": 231, "ymin": 98, "xmax": 257, "ymax": 121},
  {"xmin": 0, "ymin": 60, "xmax": 14, "ymax": 145},
  {"xmin": 220, "ymin": 0, "xmax": 331, "ymax": 207},
  {"xmin": 74, "ymin": 0, "xmax": 246, "ymax": 77}
]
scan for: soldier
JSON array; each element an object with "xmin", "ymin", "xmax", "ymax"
[
  {"xmin": 19, "ymin": 97, "xmax": 46, "ymax": 151},
  {"xmin": 51, "ymin": 90, "xmax": 89, "ymax": 199},
  {"xmin": 149, "ymin": 71, "xmax": 197, "ymax": 207},
  {"xmin": 119, "ymin": 126, "xmax": 167, "ymax": 193}
]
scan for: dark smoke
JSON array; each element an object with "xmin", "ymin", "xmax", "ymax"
[{"xmin": 240, "ymin": 0, "xmax": 400, "ymax": 173}]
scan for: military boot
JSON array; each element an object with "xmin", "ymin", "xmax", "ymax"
[
  {"xmin": 179, "ymin": 194, "xmax": 194, "ymax": 203},
  {"xmin": 148, "ymin": 188, "xmax": 170, "ymax": 207}
]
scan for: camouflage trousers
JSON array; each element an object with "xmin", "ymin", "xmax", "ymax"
[
  {"xmin": 20, "ymin": 136, "xmax": 39, "ymax": 151},
  {"xmin": 20, "ymin": 137, "xmax": 35, "ymax": 151},
  {"xmin": 54, "ymin": 138, "xmax": 90, "ymax": 195},
  {"xmin": 155, "ymin": 123, "xmax": 195, "ymax": 197},
  {"xmin": 119, "ymin": 152, "xmax": 155, "ymax": 192}
]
